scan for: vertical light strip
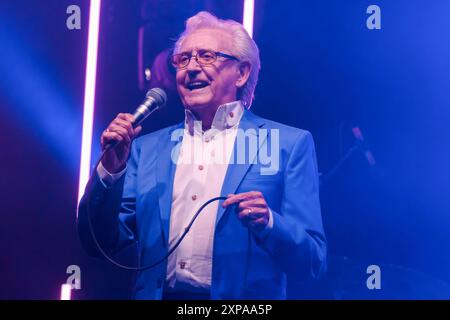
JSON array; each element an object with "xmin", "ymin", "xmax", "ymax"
[
  {"xmin": 77, "ymin": 0, "xmax": 101, "ymax": 205},
  {"xmin": 243, "ymin": 0, "xmax": 255, "ymax": 38},
  {"xmin": 60, "ymin": 284, "xmax": 72, "ymax": 300},
  {"xmin": 137, "ymin": 26, "xmax": 145, "ymax": 90}
]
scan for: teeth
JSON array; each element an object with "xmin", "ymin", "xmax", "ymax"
[{"xmin": 187, "ymin": 81, "xmax": 209, "ymax": 90}]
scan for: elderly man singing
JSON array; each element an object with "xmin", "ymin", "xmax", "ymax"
[{"xmin": 78, "ymin": 11, "xmax": 326, "ymax": 300}]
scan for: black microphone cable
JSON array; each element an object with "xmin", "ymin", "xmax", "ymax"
[{"xmin": 85, "ymin": 149, "xmax": 228, "ymax": 271}]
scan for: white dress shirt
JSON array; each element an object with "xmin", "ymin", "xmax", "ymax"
[
  {"xmin": 166, "ymin": 101, "xmax": 245, "ymax": 291},
  {"xmin": 97, "ymin": 100, "xmax": 272, "ymax": 292}
]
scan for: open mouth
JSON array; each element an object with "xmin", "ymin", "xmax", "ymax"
[{"xmin": 185, "ymin": 81, "xmax": 209, "ymax": 91}]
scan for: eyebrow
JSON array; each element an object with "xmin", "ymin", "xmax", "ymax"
[{"xmin": 178, "ymin": 48, "xmax": 215, "ymax": 55}]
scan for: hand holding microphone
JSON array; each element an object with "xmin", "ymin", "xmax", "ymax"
[
  {"xmin": 101, "ymin": 113, "xmax": 141, "ymax": 173},
  {"xmin": 100, "ymin": 88, "xmax": 167, "ymax": 173}
]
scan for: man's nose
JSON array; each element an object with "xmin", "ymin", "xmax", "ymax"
[{"xmin": 185, "ymin": 56, "xmax": 202, "ymax": 71}]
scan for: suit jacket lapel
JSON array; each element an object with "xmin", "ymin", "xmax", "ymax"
[
  {"xmin": 156, "ymin": 122, "xmax": 183, "ymax": 245},
  {"xmin": 215, "ymin": 110, "xmax": 267, "ymax": 225}
]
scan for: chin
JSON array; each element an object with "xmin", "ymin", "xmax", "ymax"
[
  {"xmin": 180, "ymin": 87, "xmax": 213, "ymax": 105},
  {"xmin": 184, "ymin": 97, "xmax": 214, "ymax": 110}
]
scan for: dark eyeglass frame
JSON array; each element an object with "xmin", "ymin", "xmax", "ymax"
[{"xmin": 171, "ymin": 49, "xmax": 240, "ymax": 69}]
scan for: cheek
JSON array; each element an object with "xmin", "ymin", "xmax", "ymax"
[
  {"xmin": 175, "ymin": 71, "xmax": 185, "ymax": 86},
  {"xmin": 175, "ymin": 74, "xmax": 187, "ymax": 97},
  {"xmin": 212, "ymin": 76, "xmax": 233, "ymax": 95}
]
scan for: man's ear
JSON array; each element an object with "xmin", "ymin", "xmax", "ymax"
[{"xmin": 236, "ymin": 61, "xmax": 251, "ymax": 88}]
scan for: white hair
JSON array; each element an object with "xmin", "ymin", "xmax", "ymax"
[{"xmin": 174, "ymin": 11, "xmax": 261, "ymax": 108}]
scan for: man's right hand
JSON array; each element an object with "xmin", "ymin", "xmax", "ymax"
[{"xmin": 100, "ymin": 113, "xmax": 142, "ymax": 173}]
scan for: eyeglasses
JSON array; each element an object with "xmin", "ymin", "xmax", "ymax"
[{"xmin": 171, "ymin": 49, "xmax": 239, "ymax": 69}]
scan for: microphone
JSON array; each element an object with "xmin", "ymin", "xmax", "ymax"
[
  {"xmin": 132, "ymin": 87, "xmax": 167, "ymax": 127},
  {"xmin": 105, "ymin": 88, "xmax": 167, "ymax": 150},
  {"xmin": 352, "ymin": 126, "xmax": 376, "ymax": 166}
]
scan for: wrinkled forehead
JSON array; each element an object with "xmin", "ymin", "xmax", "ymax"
[{"xmin": 179, "ymin": 28, "xmax": 234, "ymax": 54}]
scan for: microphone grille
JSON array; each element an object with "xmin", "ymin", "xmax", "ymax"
[{"xmin": 146, "ymin": 88, "xmax": 167, "ymax": 108}]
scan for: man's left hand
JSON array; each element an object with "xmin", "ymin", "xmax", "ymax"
[{"xmin": 222, "ymin": 191, "xmax": 270, "ymax": 232}]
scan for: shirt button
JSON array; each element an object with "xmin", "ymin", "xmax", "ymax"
[
  {"xmin": 198, "ymin": 165, "xmax": 204, "ymax": 171},
  {"xmin": 192, "ymin": 195, "xmax": 197, "ymax": 201},
  {"xmin": 179, "ymin": 261, "xmax": 186, "ymax": 269},
  {"xmin": 205, "ymin": 138, "xmax": 210, "ymax": 143},
  {"xmin": 229, "ymin": 111, "xmax": 234, "ymax": 118}
]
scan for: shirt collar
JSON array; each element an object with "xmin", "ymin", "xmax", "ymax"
[{"xmin": 184, "ymin": 100, "xmax": 244, "ymax": 135}]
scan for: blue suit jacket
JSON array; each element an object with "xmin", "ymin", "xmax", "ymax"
[{"xmin": 78, "ymin": 110, "xmax": 326, "ymax": 299}]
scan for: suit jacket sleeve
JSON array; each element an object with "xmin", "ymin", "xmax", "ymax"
[
  {"xmin": 263, "ymin": 130, "xmax": 327, "ymax": 280},
  {"xmin": 77, "ymin": 141, "xmax": 140, "ymax": 257}
]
